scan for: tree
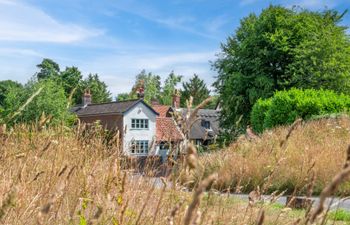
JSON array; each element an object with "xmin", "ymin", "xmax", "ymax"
[
  {"xmin": 161, "ymin": 71, "xmax": 182, "ymax": 105},
  {"xmin": 36, "ymin": 58, "xmax": 60, "ymax": 80},
  {"xmin": 2, "ymin": 79, "xmax": 71, "ymax": 125},
  {"xmin": 181, "ymin": 74, "xmax": 210, "ymax": 107},
  {"xmin": 117, "ymin": 92, "xmax": 130, "ymax": 101},
  {"xmin": 213, "ymin": 5, "xmax": 350, "ymax": 134},
  {"xmin": 131, "ymin": 70, "xmax": 161, "ymax": 103},
  {"xmin": 80, "ymin": 74, "xmax": 112, "ymax": 104},
  {"xmin": 59, "ymin": 66, "xmax": 83, "ymax": 104},
  {"xmin": 0, "ymin": 80, "xmax": 22, "ymax": 107}
]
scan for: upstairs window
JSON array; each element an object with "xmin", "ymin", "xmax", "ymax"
[
  {"xmin": 131, "ymin": 119, "xmax": 149, "ymax": 129},
  {"xmin": 201, "ymin": 120, "xmax": 211, "ymax": 130},
  {"xmin": 130, "ymin": 140, "xmax": 149, "ymax": 154}
]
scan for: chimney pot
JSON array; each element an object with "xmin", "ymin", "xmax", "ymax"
[
  {"xmin": 83, "ymin": 89, "xmax": 92, "ymax": 106},
  {"xmin": 172, "ymin": 89, "xmax": 180, "ymax": 108}
]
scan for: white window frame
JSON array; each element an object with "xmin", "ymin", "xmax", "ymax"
[
  {"xmin": 131, "ymin": 119, "xmax": 149, "ymax": 129},
  {"xmin": 130, "ymin": 140, "xmax": 149, "ymax": 155}
]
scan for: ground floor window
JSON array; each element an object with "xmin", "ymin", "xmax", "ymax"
[{"xmin": 131, "ymin": 140, "xmax": 149, "ymax": 154}]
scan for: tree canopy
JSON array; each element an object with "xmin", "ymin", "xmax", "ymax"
[
  {"xmin": 213, "ymin": 5, "xmax": 350, "ymax": 134},
  {"xmin": 0, "ymin": 58, "xmax": 112, "ymax": 126},
  {"xmin": 160, "ymin": 71, "xmax": 182, "ymax": 105},
  {"xmin": 0, "ymin": 80, "xmax": 22, "ymax": 107},
  {"xmin": 181, "ymin": 74, "xmax": 210, "ymax": 107}
]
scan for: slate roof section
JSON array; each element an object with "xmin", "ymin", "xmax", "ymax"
[
  {"xmin": 74, "ymin": 99, "xmax": 159, "ymax": 116},
  {"xmin": 156, "ymin": 117, "xmax": 184, "ymax": 142},
  {"xmin": 181, "ymin": 109, "xmax": 220, "ymax": 140}
]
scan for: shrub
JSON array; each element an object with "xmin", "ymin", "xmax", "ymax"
[
  {"xmin": 251, "ymin": 88, "xmax": 350, "ymax": 132},
  {"xmin": 251, "ymin": 98, "xmax": 272, "ymax": 133}
]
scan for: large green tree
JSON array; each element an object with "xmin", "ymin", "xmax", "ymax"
[
  {"xmin": 214, "ymin": 5, "xmax": 350, "ymax": 134},
  {"xmin": 181, "ymin": 74, "xmax": 210, "ymax": 107}
]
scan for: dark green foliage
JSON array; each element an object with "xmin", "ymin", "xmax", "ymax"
[
  {"xmin": 0, "ymin": 80, "xmax": 22, "ymax": 107},
  {"xmin": 59, "ymin": 66, "xmax": 83, "ymax": 104},
  {"xmin": 36, "ymin": 58, "xmax": 60, "ymax": 80},
  {"xmin": 78, "ymin": 74, "xmax": 112, "ymax": 104},
  {"xmin": 0, "ymin": 58, "xmax": 111, "ymax": 126},
  {"xmin": 2, "ymin": 79, "xmax": 73, "ymax": 125},
  {"xmin": 181, "ymin": 74, "xmax": 210, "ymax": 107},
  {"xmin": 251, "ymin": 89, "xmax": 350, "ymax": 132},
  {"xmin": 214, "ymin": 5, "xmax": 350, "ymax": 135}
]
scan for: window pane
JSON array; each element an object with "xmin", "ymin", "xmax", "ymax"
[
  {"xmin": 145, "ymin": 120, "xmax": 148, "ymax": 128},
  {"xmin": 145, "ymin": 141, "xmax": 148, "ymax": 153},
  {"xmin": 140, "ymin": 119, "xmax": 144, "ymax": 128}
]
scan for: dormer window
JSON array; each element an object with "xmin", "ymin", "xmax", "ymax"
[{"xmin": 201, "ymin": 120, "xmax": 211, "ymax": 130}]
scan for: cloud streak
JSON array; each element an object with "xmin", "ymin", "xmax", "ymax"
[{"xmin": 0, "ymin": 0, "xmax": 103, "ymax": 43}]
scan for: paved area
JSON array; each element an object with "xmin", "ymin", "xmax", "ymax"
[{"xmin": 233, "ymin": 194, "xmax": 350, "ymax": 211}]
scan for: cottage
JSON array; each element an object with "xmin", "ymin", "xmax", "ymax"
[
  {"xmin": 73, "ymin": 91, "xmax": 184, "ymax": 161},
  {"xmin": 177, "ymin": 108, "xmax": 220, "ymax": 147}
]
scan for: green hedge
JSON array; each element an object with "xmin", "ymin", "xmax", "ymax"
[{"xmin": 251, "ymin": 88, "xmax": 350, "ymax": 133}]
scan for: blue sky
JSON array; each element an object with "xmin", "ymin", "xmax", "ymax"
[{"xmin": 0, "ymin": 0, "xmax": 349, "ymax": 96}]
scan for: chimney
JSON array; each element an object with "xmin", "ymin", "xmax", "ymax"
[
  {"xmin": 151, "ymin": 98, "xmax": 159, "ymax": 106},
  {"xmin": 83, "ymin": 89, "xmax": 92, "ymax": 106},
  {"xmin": 172, "ymin": 89, "xmax": 180, "ymax": 108},
  {"xmin": 136, "ymin": 80, "xmax": 145, "ymax": 99}
]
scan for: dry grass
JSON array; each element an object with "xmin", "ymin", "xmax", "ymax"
[
  {"xmin": 200, "ymin": 116, "xmax": 350, "ymax": 195},
  {"xmin": 1, "ymin": 120, "xmax": 350, "ymax": 224}
]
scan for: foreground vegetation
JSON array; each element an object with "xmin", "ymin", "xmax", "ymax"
[
  {"xmin": 200, "ymin": 116, "xmax": 350, "ymax": 196},
  {"xmin": 1, "ymin": 121, "xmax": 350, "ymax": 224}
]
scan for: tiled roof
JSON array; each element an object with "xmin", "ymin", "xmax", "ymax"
[
  {"xmin": 156, "ymin": 117, "xmax": 184, "ymax": 142},
  {"xmin": 152, "ymin": 105, "xmax": 171, "ymax": 117},
  {"xmin": 74, "ymin": 99, "xmax": 159, "ymax": 116}
]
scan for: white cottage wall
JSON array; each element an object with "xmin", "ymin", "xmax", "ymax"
[{"xmin": 123, "ymin": 102, "xmax": 157, "ymax": 156}]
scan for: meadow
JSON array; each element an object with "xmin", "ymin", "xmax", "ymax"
[{"xmin": 1, "ymin": 117, "xmax": 350, "ymax": 224}]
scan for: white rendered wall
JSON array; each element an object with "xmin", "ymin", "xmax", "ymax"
[{"xmin": 123, "ymin": 102, "xmax": 157, "ymax": 156}]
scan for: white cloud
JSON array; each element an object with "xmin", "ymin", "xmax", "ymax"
[
  {"xmin": 0, "ymin": 0, "xmax": 103, "ymax": 43},
  {"xmin": 206, "ymin": 15, "xmax": 231, "ymax": 34},
  {"xmin": 0, "ymin": 47, "xmax": 43, "ymax": 57},
  {"xmin": 78, "ymin": 51, "xmax": 217, "ymax": 95},
  {"xmin": 111, "ymin": 1, "xmax": 218, "ymax": 40}
]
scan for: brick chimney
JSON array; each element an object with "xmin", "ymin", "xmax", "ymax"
[
  {"xmin": 136, "ymin": 80, "xmax": 145, "ymax": 99},
  {"xmin": 82, "ymin": 89, "xmax": 92, "ymax": 106},
  {"xmin": 172, "ymin": 89, "xmax": 180, "ymax": 108}
]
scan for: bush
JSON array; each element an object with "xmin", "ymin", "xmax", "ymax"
[{"xmin": 251, "ymin": 88, "xmax": 350, "ymax": 132}]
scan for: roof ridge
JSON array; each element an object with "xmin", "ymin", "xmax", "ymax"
[{"xmin": 86, "ymin": 99, "xmax": 140, "ymax": 106}]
